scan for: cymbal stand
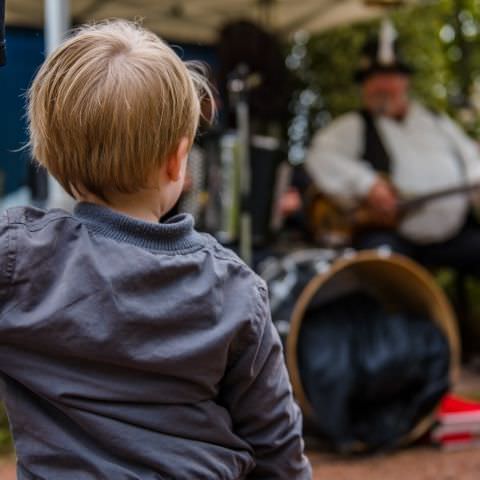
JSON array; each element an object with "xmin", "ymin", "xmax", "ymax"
[{"xmin": 228, "ymin": 64, "xmax": 253, "ymax": 265}]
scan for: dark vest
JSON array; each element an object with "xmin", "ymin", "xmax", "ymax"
[
  {"xmin": 359, "ymin": 109, "xmax": 467, "ymax": 179},
  {"xmin": 360, "ymin": 110, "xmax": 391, "ymax": 175}
]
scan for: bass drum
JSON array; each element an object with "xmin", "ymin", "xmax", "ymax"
[{"xmin": 260, "ymin": 248, "xmax": 460, "ymax": 452}]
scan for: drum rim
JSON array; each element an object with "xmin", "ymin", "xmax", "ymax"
[{"xmin": 286, "ymin": 249, "xmax": 461, "ymax": 450}]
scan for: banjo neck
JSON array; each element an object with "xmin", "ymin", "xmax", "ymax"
[
  {"xmin": 307, "ymin": 181, "xmax": 480, "ymax": 246},
  {"xmin": 398, "ymin": 182, "xmax": 480, "ymax": 215}
]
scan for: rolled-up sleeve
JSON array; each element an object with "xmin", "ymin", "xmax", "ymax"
[{"xmin": 221, "ymin": 281, "xmax": 312, "ymax": 479}]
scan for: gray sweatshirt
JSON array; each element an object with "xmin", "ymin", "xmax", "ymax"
[{"xmin": 0, "ymin": 203, "xmax": 311, "ymax": 480}]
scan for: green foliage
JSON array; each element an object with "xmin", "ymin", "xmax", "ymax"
[
  {"xmin": 291, "ymin": 1, "xmax": 480, "ymax": 138},
  {"xmin": 303, "ymin": 5, "xmax": 448, "ymax": 119}
]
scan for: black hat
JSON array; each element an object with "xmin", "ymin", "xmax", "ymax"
[{"xmin": 354, "ymin": 20, "xmax": 413, "ymax": 83}]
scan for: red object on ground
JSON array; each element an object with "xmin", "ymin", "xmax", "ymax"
[
  {"xmin": 439, "ymin": 394, "xmax": 480, "ymax": 415},
  {"xmin": 437, "ymin": 394, "xmax": 480, "ymax": 425},
  {"xmin": 432, "ymin": 394, "xmax": 480, "ymax": 449}
]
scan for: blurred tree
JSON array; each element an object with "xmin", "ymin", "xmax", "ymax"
[
  {"xmin": 287, "ymin": 0, "xmax": 480, "ymax": 149},
  {"xmin": 437, "ymin": 0, "xmax": 480, "ymax": 135}
]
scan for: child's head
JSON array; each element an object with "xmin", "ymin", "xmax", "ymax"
[{"xmin": 28, "ymin": 20, "xmax": 213, "ymax": 202}]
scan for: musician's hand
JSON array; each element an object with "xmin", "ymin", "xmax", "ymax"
[
  {"xmin": 279, "ymin": 188, "xmax": 302, "ymax": 217},
  {"xmin": 366, "ymin": 178, "xmax": 399, "ymax": 224}
]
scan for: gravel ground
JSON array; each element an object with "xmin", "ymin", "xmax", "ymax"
[
  {"xmin": 0, "ymin": 457, "xmax": 14, "ymax": 480},
  {"xmin": 309, "ymin": 448, "xmax": 480, "ymax": 480}
]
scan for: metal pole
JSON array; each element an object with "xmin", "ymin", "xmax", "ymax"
[
  {"xmin": 237, "ymin": 97, "xmax": 252, "ymax": 266},
  {"xmin": 45, "ymin": 0, "xmax": 71, "ymax": 54},
  {"xmin": 45, "ymin": 0, "xmax": 74, "ymax": 210},
  {"xmin": 228, "ymin": 65, "xmax": 253, "ymax": 266}
]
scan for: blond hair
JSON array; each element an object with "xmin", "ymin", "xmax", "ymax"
[{"xmin": 28, "ymin": 20, "xmax": 213, "ymax": 198}]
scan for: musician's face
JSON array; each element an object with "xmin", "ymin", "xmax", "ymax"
[{"xmin": 362, "ymin": 73, "xmax": 410, "ymax": 119}]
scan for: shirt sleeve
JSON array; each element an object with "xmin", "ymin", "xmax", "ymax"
[
  {"xmin": 437, "ymin": 114, "xmax": 480, "ymax": 206},
  {"xmin": 438, "ymin": 114, "xmax": 480, "ymax": 180},
  {"xmin": 220, "ymin": 280, "xmax": 312, "ymax": 480},
  {"xmin": 305, "ymin": 113, "xmax": 378, "ymax": 208}
]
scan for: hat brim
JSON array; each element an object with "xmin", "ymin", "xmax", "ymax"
[{"xmin": 354, "ymin": 63, "xmax": 414, "ymax": 83}]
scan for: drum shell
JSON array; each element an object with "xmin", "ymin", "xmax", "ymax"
[{"xmin": 262, "ymin": 249, "xmax": 460, "ymax": 448}]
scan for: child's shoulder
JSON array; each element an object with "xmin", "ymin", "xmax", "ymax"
[
  {"xmin": 201, "ymin": 232, "xmax": 243, "ymax": 264},
  {"xmin": 3, "ymin": 205, "xmax": 74, "ymax": 229},
  {"xmin": 0, "ymin": 206, "xmax": 78, "ymax": 295},
  {"xmin": 200, "ymin": 232, "xmax": 268, "ymax": 297}
]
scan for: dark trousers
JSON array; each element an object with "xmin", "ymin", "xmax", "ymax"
[
  {"xmin": 355, "ymin": 219, "xmax": 480, "ymax": 356},
  {"xmin": 354, "ymin": 218, "xmax": 480, "ymax": 275}
]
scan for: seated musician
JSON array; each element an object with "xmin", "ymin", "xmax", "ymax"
[{"xmin": 305, "ymin": 24, "xmax": 480, "ymax": 271}]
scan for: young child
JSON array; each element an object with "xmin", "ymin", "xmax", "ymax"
[{"xmin": 0, "ymin": 20, "xmax": 311, "ymax": 479}]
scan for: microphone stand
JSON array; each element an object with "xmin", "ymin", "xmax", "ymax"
[{"xmin": 228, "ymin": 64, "xmax": 254, "ymax": 266}]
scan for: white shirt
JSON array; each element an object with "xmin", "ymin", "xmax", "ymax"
[{"xmin": 305, "ymin": 102, "xmax": 480, "ymax": 243}]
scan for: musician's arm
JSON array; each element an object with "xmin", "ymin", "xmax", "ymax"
[
  {"xmin": 305, "ymin": 113, "xmax": 378, "ymax": 208},
  {"xmin": 438, "ymin": 114, "xmax": 480, "ymax": 181}
]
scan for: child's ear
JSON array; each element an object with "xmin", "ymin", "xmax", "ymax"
[{"xmin": 166, "ymin": 137, "xmax": 190, "ymax": 182}]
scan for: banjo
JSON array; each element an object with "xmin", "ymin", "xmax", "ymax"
[{"xmin": 307, "ymin": 182, "xmax": 480, "ymax": 246}]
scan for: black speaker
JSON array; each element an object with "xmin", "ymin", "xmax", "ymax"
[{"xmin": 250, "ymin": 138, "xmax": 286, "ymax": 246}]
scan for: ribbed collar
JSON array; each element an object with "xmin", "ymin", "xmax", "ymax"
[{"xmin": 74, "ymin": 202, "xmax": 205, "ymax": 252}]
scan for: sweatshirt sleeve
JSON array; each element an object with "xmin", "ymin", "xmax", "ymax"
[
  {"xmin": 220, "ymin": 280, "xmax": 312, "ymax": 480},
  {"xmin": 305, "ymin": 112, "xmax": 378, "ymax": 208}
]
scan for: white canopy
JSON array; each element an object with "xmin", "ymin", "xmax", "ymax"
[{"xmin": 7, "ymin": 0, "xmax": 431, "ymax": 44}]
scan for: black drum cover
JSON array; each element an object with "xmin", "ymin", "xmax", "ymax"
[
  {"xmin": 261, "ymin": 250, "xmax": 455, "ymax": 454},
  {"xmin": 298, "ymin": 290, "xmax": 450, "ymax": 453}
]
